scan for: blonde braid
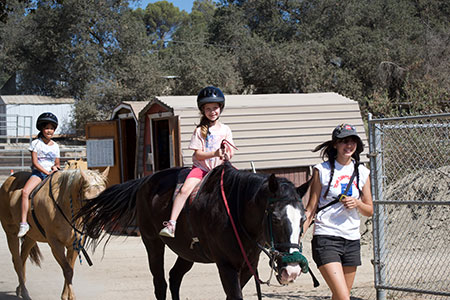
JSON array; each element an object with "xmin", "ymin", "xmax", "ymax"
[{"xmin": 198, "ymin": 115, "xmax": 210, "ymax": 140}]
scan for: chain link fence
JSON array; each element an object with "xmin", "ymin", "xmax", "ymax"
[{"xmin": 368, "ymin": 113, "xmax": 450, "ymax": 300}]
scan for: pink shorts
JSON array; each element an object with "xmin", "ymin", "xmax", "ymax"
[{"xmin": 186, "ymin": 167, "xmax": 208, "ymax": 180}]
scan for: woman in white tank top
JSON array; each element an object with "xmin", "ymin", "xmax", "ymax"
[{"xmin": 303, "ymin": 124, "xmax": 373, "ymax": 300}]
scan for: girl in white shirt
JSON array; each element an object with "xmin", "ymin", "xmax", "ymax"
[
  {"xmin": 18, "ymin": 112, "xmax": 60, "ymax": 238},
  {"xmin": 303, "ymin": 124, "xmax": 373, "ymax": 300}
]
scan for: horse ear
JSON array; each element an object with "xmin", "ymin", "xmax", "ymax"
[
  {"xmin": 102, "ymin": 166, "xmax": 110, "ymax": 177},
  {"xmin": 296, "ymin": 178, "xmax": 311, "ymax": 198},
  {"xmin": 268, "ymin": 174, "xmax": 278, "ymax": 193},
  {"xmin": 80, "ymin": 169, "xmax": 89, "ymax": 182}
]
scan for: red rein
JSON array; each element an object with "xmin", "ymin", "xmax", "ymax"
[{"xmin": 220, "ymin": 167, "xmax": 261, "ymax": 283}]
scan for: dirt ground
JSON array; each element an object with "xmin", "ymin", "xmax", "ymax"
[{"xmin": 0, "ymin": 226, "xmax": 378, "ymax": 300}]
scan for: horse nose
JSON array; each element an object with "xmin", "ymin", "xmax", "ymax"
[{"xmin": 280, "ymin": 263, "xmax": 301, "ymax": 284}]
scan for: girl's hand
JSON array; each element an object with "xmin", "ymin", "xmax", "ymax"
[
  {"xmin": 223, "ymin": 152, "xmax": 230, "ymax": 161},
  {"xmin": 214, "ymin": 148, "xmax": 225, "ymax": 160},
  {"xmin": 340, "ymin": 195, "xmax": 359, "ymax": 209}
]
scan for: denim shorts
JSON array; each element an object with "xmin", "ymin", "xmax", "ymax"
[
  {"xmin": 312, "ymin": 235, "xmax": 361, "ymax": 267},
  {"xmin": 31, "ymin": 169, "xmax": 48, "ymax": 180}
]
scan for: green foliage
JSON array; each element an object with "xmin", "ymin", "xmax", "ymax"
[
  {"xmin": 0, "ymin": 0, "xmax": 448, "ymax": 137},
  {"xmin": 142, "ymin": 1, "xmax": 188, "ymax": 49},
  {"xmin": 160, "ymin": 40, "xmax": 243, "ymax": 95}
]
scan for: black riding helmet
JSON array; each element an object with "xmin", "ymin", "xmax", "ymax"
[
  {"xmin": 197, "ymin": 86, "xmax": 225, "ymax": 111},
  {"xmin": 36, "ymin": 112, "xmax": 58, "ymax": 131}
]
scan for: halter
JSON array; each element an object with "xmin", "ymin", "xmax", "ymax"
[
  {"xmin": 264, "ymin": 198, "xmax": 309, "ymax": 274},
  {"xmin": 264, "ymin": 198, "xmax": 319, "ymax": 288}
]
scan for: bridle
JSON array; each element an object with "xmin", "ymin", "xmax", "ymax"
[
  {"xmin": 219, "ymin": 167, "xmax": 311, "ymax": 299},
  {"xmin": 32, "ymin": 171, "xmax": 103, "ymax": 266},
  {"xmin": 263, "ymin": 197, "xmax": 309, "ymax": 276},
  {"xmin": 218, "ymin": 140, "xmax": 317, "ymax": 296}
]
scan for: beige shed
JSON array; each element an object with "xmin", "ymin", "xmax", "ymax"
[{"xmin": 136, "ymin": 92, "xmax": 367, "ymax": 187}]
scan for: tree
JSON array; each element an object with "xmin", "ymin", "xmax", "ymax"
[
  {"xmin": 142, "ymin": 1, "xmax": 188, "ymax": 49},
  {"xmin": 0, "ymin": 0, "xmax": 169, "ymax": 134},
  {"xmin": 159, "ymin": 39, "xmax": 243, "ymax": 95}
]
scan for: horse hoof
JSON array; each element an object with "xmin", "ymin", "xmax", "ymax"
[{"xmin": 16, "ymin": 286, "xmax": 32, "ymax": 300}]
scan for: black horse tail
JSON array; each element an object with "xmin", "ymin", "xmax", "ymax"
[
  {"xmin": 76, "ymin": 177, "xmax": 148, "ymax": 246},
  {"xmin": 28, "ymin": 242, "xmax": 43, "ymax": 267}
]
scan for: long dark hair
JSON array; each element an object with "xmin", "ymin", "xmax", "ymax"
[{"xmin": 313, "ymin": 136, "xmax": 364, "ymax": 199}]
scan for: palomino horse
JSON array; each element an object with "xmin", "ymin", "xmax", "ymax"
[
  {"xmin": 0, "ymin": 168, "xmax": 109, "ymax": 300},
  {"xmin": 78, "ymin": 162, "xmax": 311, "ymax": 300}
]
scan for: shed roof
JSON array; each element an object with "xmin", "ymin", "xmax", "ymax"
[
  {"xmin": 111, "ymin": 101, "xmax": 148, "ymax": 123},
  {"xmin": 0, "ymin": 95, "xmax": 75, "ymax": 105},
  {"xmin": 145, "ymin": 92, "xmax": 368, "ymax": 170}
]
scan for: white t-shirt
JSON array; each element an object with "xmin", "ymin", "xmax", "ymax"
[
  {"xmin": 189, "ymin": 122, "xmax": 233, "ymax": 172},
  {"xmin": 313, "ymin": 160, "xmax": 370, "ymax": 240},
  {"xmin": 29, "ymin": 138, "xmax": 60, "ymax": 172}
]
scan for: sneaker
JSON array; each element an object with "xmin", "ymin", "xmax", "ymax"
[
  {"xmin": 17, "ymin": 223, "xmax": 30, "ymax": 238},
  {"xmin": 159, "ymin": 221, "xmax": 176, "ymax": 238}
]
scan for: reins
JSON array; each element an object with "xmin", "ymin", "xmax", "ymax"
[
  {"xmin": 220, "ymin": 167, "xmax": 263, "ymax": 283},
  {"xmin": 219, "ymin": 165, "xmax": 316, "ymax": 300},
  {"xmin": 219, "ymin": 140, "xmax": 266, "ymax": 299},
  {"xmin": 227, "ymin": 162, "xmax": 320, "ymax": 289},
  {"xmin": 218, "ymin": 139, "xmax": 317, "ymax": 298}
]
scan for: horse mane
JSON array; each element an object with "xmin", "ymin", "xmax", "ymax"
[
  {"xmin": 56, "ymin": 169, "xmax": 108, "ymax": 202},
  {"xmin": 209, "ymin": 162, "xmax": 297, "ymax": 203},
  {"xmin": 201, "ymin": 163, "xmax": 270, "ymax": 225},
  {"xmin": 196, "ymin": 162, "xmax": 300, "ymax": 237},
  {"xmin": 210, "ymin": 163, "xmax": 267, "ymax": 200}
]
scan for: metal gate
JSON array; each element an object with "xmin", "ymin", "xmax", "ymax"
[{"xmin": 368, "ymin": 113, "xmax": 450, "ymax": 300}]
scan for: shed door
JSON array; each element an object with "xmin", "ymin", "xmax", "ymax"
[
  {"xmin": 85, "ymin": 120, "xmax": 120, "ymax": 186},
  {"xmin": 119, "ymin": 118, "xmax": 137, "ymax": 182},
  {"xmin": 146, "ymin": 114, "xmax": 180, "ymax": 174}
]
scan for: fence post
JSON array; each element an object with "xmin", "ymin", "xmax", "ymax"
[
  {"xmin": 21, "ymin": 149, "xmax": 24, "ymax": 171},
  {"xmin": 15, "ymin": 115, "xmax": 19, "ymax": 143},
  {"xmin": 368, "ymin": 114, "xmax": 387, "ymax": 300}
]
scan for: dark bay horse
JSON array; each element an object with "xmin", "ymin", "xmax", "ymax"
[
  {"xmin": 78, "ymin": 162, "xmax": 310, "ymax": 300},
  {"xmin": 0, "ymin": 168, "xmax": 109, "ymax": 300}
]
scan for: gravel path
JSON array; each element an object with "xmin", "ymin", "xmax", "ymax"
[{"xmin": 0, "ymin": 227, "xmax": 378, "ymax": 300}]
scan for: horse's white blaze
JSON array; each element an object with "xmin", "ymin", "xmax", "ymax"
[
  {"xmin": 286, "ymin": 204, "xmax": 302, "ymax": 253},
  {"xmin": 280, "ymin": 204, "xmax": 303, "ymax": 283}
]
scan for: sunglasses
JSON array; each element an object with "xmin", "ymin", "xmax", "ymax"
[{"xmin": 337, "ymin": 137, "xmax": 358, "ymax": 144}]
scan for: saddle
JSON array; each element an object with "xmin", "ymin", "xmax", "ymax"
[
  {"xmin": 28, "ymin": 173, "xmax": 54, "ymax": 238},
  {"xmin": 29, "ymin": 173, "xmax": 52, "ymax": 200}
]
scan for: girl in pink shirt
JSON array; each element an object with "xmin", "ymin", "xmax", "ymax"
[{"xmin": 159, "ymin": 86, "xmax": 234, "ymax": 238}]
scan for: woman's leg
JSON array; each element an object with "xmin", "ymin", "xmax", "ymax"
[
  {"xmin": 343, "ymin": 266, "xmax": 357, "ymax": 294},
  {"xmin": 20, "ymin": 176, "xmax": 42, "ymax": 223},
  {"xmin": 318, "ymin": 262, "xmax": 350, "ymax": 300}
]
